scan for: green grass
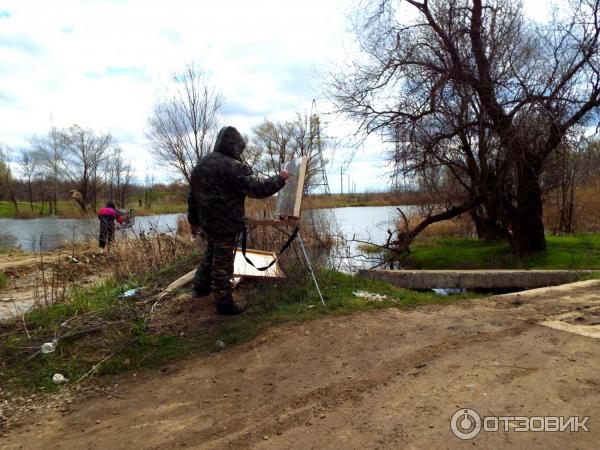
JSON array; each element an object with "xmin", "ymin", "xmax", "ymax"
[
  {"xmin": 98, "ymin": 270, "xmax": 482, "ymax": 377},
  {"xmin": 0, "ymin": 272, "xmax": 7, "ymax": 288},
  {"xmin": 132, "ymin": 191, "xmax": 182, "ymax": 201},
  {"xmin": 0, "ymin": 278, "xmax": 140, "ymax": 391},
  {"xmin": 405, "ymin": 234, "xmax": 600, "ymax": 269},
  {"xmin": 0, "ymin": 201, "xmax": 14, "ymax": 217},
  {"xmin": 0, "ymin": 200, "xmax": 82, "ymax": 218},
  {"xmin": 0, "ymin": 268, "xmax": 479, "ymax": 394},
  {"xmin": 305, "ymin": 193, "xmax": 408, "ymax": 209},
  {"xmin": 136, "ymin": 202, "xmax": 186, "ymax": 215}
]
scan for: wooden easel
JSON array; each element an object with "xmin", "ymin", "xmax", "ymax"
[
  {"xmin": 244, "ymin": 215, "xmax": 325, "ymax": 306},
  {"xmin": 243, "ymin": 156, "xmax": 324, "ymax": 305}
]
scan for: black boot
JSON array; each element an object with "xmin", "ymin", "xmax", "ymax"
[
  {"xmin": 214, "ymin": 291, "xmax": 245, "ymax": 315},
  {"xmin": 192, "ymin": 286, "xmax": 211, "ymax": 299}
]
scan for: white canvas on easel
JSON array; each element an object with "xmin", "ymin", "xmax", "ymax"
[
  {"xmin": 233, "ymin": 248, "xmax": 285, "ymax": 279},
  {"xmin": 276, "ymin": 155, "xmax": 308, "ymax": 219}
]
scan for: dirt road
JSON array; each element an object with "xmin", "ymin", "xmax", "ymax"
[{"xmin": 2, "ymin": 280, "xmax": 600, "ymax": 449}]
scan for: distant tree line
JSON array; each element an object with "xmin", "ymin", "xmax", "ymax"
[{"xmin": 0, "ymin": 125, "xmax": 135, "ymax": 215}]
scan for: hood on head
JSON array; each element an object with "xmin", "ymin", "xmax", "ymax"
[{"xmin": 213, "ymin": 126, "xmax": 246, "ymax": 159}]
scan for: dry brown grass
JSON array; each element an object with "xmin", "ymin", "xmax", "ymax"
[
  {"xmin": 304, "ymin": 192, "xmax": 435, "ymax": 209},
  {"xmin": 171, "ymin": 201, "xmax": 335, "ymax": 272},
  {"xmin": 106, "ymin": 231, "xmax": 198, "ymax": 284},
  {"xmin": 416, "ymin": 214, "xmax": 475, "ymax": 239},
  {"xmin": 390, "ymin": 207, "xmax": 475, "ymax": 240},
  {"xmin": 544, "ymin": 182, "xmax": 600, "ymax": 233}
]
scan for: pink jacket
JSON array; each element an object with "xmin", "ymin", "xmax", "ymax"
[{"xmin": 98, "ymin": 207, "xmax": 123, "ymax": 224}]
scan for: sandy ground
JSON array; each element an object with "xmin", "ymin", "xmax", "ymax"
[
  {"xmin": 2, "ymin": 279, "xmax": 600, "ymax": 449},
  {"xmin": 0, "ymin": 248, "xmax": 106, "ymax": 320}
]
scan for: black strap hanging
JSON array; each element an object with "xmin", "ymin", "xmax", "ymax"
[{"xmin": 241, "ymin": 225, "xmax": 299, "ymax": 271}]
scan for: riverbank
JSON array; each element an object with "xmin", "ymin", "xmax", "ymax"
[
  {"xmin": 0, "ymin": 241, "xmax": 486, "ymax": 434},
  {"xmin": 305, "ymin": 192, "xmax": 428, "ymax": 209},
  {"xmin": 0, "ymin": 261, "xmax": 480, "ymax": 397},
  {"xmin": 0, "ymin": 200, "xmax": 187, "ymax": 219},
  {"xmin": 0, "ymin": 192, "xmax": 423, "ymax": 219},
  {"xmin": 2, "ymin": 229, "xmax": 600, "ymax": 444},
  {"xmin": 360, "ymin": 234, "xmax": 600, "ymax": 270},
  {"xmin": 411, "ymin": 235, "xmax": 600, "ymax": 269},
  {"xmin": 3, "ymin": 278, "xmax": 600, "ymax": 448}
]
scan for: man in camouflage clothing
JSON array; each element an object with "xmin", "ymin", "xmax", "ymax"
[{"xmin": 187, "ymin": 126, "xmax": 289, "ymax": 314}]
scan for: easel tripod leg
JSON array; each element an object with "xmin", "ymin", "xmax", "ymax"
[{"xmin": 297, "ymin": 232, "xmax": 325, "ymax": 306}]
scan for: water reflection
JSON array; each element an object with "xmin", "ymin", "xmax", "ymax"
[{"xmin": 327, "ymin": 206, "xmax": 410, "ymax": 273}]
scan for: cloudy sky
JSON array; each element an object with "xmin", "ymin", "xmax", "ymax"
[{"xmin": 0, "ymin": 0, "xmax": 552, "ymax": 192}]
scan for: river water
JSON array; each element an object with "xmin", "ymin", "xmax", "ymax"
[
  {"xmin": 0, "ymin": 214, "xmax": 185, "ymax": 252},
  {"xmin": 0, "ymin": 207, "xmax": 402, "ymax": 262}
]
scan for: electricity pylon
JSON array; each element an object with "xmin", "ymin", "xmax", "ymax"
[{"xmin": 308, "ymin": 99, "xmax": 331, "ymax": 195}]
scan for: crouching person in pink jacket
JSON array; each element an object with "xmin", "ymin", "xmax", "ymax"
[{"xmin": 97, "ymin": 201, "xmax": 123, "ymax": 248}]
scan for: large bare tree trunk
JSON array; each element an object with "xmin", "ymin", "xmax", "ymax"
[
  {"xmin": 511, "ymin": 166, "xmax": 546, "ymax": 253},
  {"xmin": 470, "ymin": 193, "xmax": 510, "ymax": 241},
  {"xmin": 394, "ymin": 199, "xmax": 481, "ymax": 254}
]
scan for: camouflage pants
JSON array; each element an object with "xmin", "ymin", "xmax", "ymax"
[{"xmin": 193, "ymin": 234, "xmax": 237, "ymax": 299}]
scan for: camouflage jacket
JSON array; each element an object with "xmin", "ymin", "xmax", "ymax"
[{"xmin": 187, "ymin": 126, "xmax": 286, "ymax": 238}]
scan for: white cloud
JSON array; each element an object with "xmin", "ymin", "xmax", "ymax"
[{"xmin": 0, "ymin": 0, "xmax": 554, "ymax": 190}]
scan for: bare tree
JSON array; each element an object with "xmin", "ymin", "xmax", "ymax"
[
  {"xmin": 332, "ymin": 0, "xmax": 600, "ymax": 253},
  {"xmin": 251, "ymin": 113, "xmax": 331, "ymax": 192},
  {"xmin": 105, "ymin": 147, "xmax": 134, "ymax": 207},
  {"xmin": 57, "ymin": 125, "xmax": 113, "ymax": 212},
  {"xmin": 143, "ymin": 169, "xmax": 155, "ymax": 210},
  {"xmin": 0, "ymin": 145, "xmax": 19, "ymax": 216},
  {"xmin": 543, "ymin": 136, "xmax": 600, "ymax": 233},
  {"xmin": 31, "ymin": 126, "xmax": 66, "ymax": 215},
  {"xmin": 147, "ymin": 63, "xmax": 223, "ymax": 183},
  {"xmin": 19, "ymin": 149, "xmax": 39, "ymax": 211}
]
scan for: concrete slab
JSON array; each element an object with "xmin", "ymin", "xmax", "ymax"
[
  {"xmin": 539, "ymin": 305, "xmax": 600, "ymax": 338},
  {"xmin": 359, "ymin": 269, "xmax": 600, "ymax": 289}
]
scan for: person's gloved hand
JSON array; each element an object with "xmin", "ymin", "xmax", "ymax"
[{"xmin": 279, "ymin": 170, "xmax": 290, "ymax": 181}]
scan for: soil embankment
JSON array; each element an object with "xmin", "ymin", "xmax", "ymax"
[
  {"xmin": 0, "ymin": 246, "xmax": 107, "ymax": 320},
  {"xmin": 2, "ymin": 280, "xmax": 599, "ymax": 449}
]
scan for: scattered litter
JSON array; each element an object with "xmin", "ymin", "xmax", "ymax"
[
  {"xmin": 232, "ymin": 277, "xmax": 242, "ymax": 289},
  {"xmin": 353, "ymin": 290, "xmax": 388, "ymax": 302},
  {"xmin": 215, "ymin": 340, "xmax": 226, "ymax": 349},
  {"xmin": 52, "ymin": 373, "xmax": 67, "ymax": 384},
  {"xmin": 68, "ymin": 256, "xmax": 79, "ymax": 264},
  {"xmin": 306, "ymin": 304, "xmax": 315, "ymax": 309},
  {"xmin": 41, "ymin": 341, "xmax": 57, "ymax": 354},
  {"xmin": 120, "ymin": 288, "xmax": 139, "ymax": 299},
  {"xmin": 0, "ymin": 297, "xmax": 15, "ymax": 303},
  {"xmin": 432, "ymin": 288, "xmax": 466, "ymax": 296}
]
